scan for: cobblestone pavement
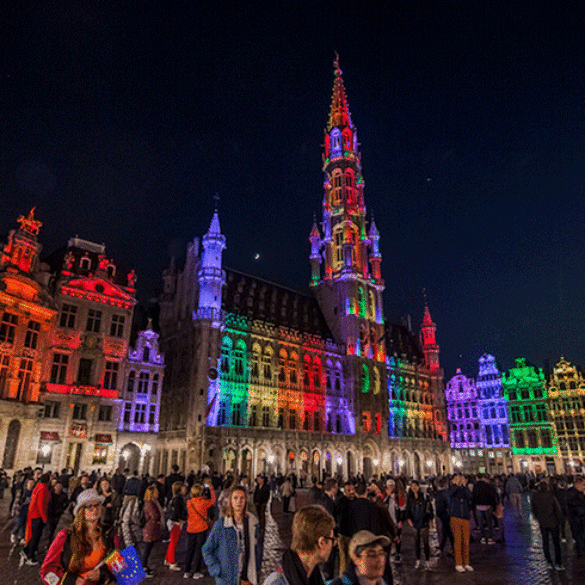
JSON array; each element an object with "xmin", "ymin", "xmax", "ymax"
[{"xmin": 2, "ymin": 492, "xmax": 585, "ymax": 584}]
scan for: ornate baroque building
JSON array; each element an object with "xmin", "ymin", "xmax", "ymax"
[
  {"xmin": 548, "ymin": 357, "xmax": 585, "ymax": 473},
  {"xmin": 157, "ymin": 60, "xmax": 451, "ymax": 479},
  {"xmin": 0, "ymin": 210, "xmax": 57, "ymax": 470}
]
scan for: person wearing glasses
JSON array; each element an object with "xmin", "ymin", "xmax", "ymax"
[
  {"xmin": 40, "ymin": 488, "xmax": 116, "ymax": 585},
  {"xmin": 263, "ymin": 505, "xmax": 335, "ymax": 585},
  {"xmin": 330, "ymin": 531, "xmax": 391, "ymax": 585}
]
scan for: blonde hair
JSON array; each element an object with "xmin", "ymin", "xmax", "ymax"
[
  {"xmin": 191, "ymin": 483, "xmax": 203, "ymax": 498},
  {"xmin": 223, "ymin": 485, "xmax": 248, "ymax": 518},
  {"xmin": 291, "ymin": 505, "xmax": 335, "ymax": 553},
  {"xmin": 143, "ymin": 485, "xmax": 158, "ymax": 502}
]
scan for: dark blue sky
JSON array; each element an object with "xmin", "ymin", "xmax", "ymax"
[{"xmin": 1, "ymin": 1, "xmax": 584, "ymax": 380}]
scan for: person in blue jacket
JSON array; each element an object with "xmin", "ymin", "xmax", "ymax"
[{"xmin": 203, "ymin": 485, "xmax": 260, "ymax": 585}]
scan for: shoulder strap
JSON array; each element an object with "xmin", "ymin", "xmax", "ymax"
[
  {"xmin": 241, "ymin": 515, "xmax": 251, "ymax": 580},
  {"xmin": 190, "ymin": 499, "xmax": 208, "ymax": 524}
]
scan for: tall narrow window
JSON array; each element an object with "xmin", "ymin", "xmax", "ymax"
[
  {"xmin": 127, "ymin": 370, "xmax": 136, "ymax": 392},
  {"xmin": 78, "ymin": 358, "xmax": 93, "ymax": 386},
  {"xmin": 152, "ymin": 373, "xmax": 159, "ymax": 395},
  {"xmin": 124, "ymin": 402, "xmax": 132, "ymax": 423},
  {"xmin": 86, "ymin": 309, "xmax": 102, "ymax": 333},
  {"xmin": 137, "ymin": 372, "xmax": 149, "ymax": 394},
  {"xmin": 110, "ymin": 314, "xmax": 125, "ymax": 337},
  {"xmin": 149, "ymin": 405, "xmax": 156, "ymax": 425},
  {"xmin": 262, "ymin": 406, "xmax": 270, "ymax": 427},
  {"xmin": 0, "ymin": 312, "xmax": 18, "ymax": 344},
  {"xmin": 103, "ymin": 362, "xmax": 119, "ymax": 390},
  {"xmin": 59, "ymin": 304, "xmax": 77, "ymax": 328},
  {"xmin": 362, "ymin": 412, "xmax": 371, "ymax": 433},
  {"xmin": 289, "ymin": 410, "xmax": 297, "ymax": 430},
  {"xmin": 0, "ymin": 355, "xmax": 10, "ymax": 396},
  {"xmin": 17, "ymin": 358, "xmax": 33, "ymax": 400},
  {"xmin": 50, "ymin": 353, "xmax": 69, "ymax": 384},
  {"xmin": 134, "ymin": 404, "xmax": 146, "ymax": 424},
  {"xmin": 361, "ymin": 365, "xmax": 369, "ymax": 393},
  {"xmin": 24, "ymin": 320, "xmax": 40, "ymax": 349}
]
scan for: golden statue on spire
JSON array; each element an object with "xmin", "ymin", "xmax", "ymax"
[{"xmin": 17, "ymin": 208, "xmax": 42, "ymax": 235}]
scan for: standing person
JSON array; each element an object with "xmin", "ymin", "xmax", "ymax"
[
  {"xmin": 531, "ymin": 482, "xmax": 564, "ymax": 570},
  {"xmin": 337, "ymin": 482, "xmax": 356, "ymax": 574},
  {"xmin": 70, "ymin": 475, "xmax": 91, "ymax": 507},
  {"xmin": 317, "ymin": 478, "xmax": 339, "ymax": 581},
  {"xmin": 97, "ymin": 477, "xmax": 121, "ymax": 538},
  {"xmin": 120, "ymin": 492, "xmax": 142, "ymax": 549},
  {"xmin": 505, "ymin": 474, "xmax": 523, "ymax": 517},
  {"xmin": 22, "ymin": 472, "xmax": 51, "ymax": 566},
  {"xmin": 40, "ymin": 489, "xmax": 114, "ymax": 585},
  {"xmin": 447, "ymin": 474, "xmax": 474, "ymax": 573},
  {"xmin": 566, "ymin": 477, "xmax": 585, "ymax": 557},
  {"xmin": 165, "ymin": 481, "xmax": 187, "ymax": 571},
  {"xmin": 472, "ymin": 474, "xmax": 498, "ymax": 544},
  {"xmin": 281, "ymin": 476, "xmax": 294, "ymax": 514},
  {"xmin": 406, "ymin": 480, "xmax": 433, "ymax": 570},
  {"xmin": 330, "ymin": 531, "xmax": 391, "ymax": 585},
  {"xmin": 46, "ymin": 481, "xmax": 69, "ymax": 542},
  {"xmin": 110, "ymin": 468, "xmax": 126, "ymax": 496},
  {"xmin": 11, "ymin": 477, "xmax": 34, "ymax": 545},
  {"xmin": 435, "ymin": 478, "xmax": 454, "ymax": 555},
  {"xmin": 254, "ymin": 474, "xmax": 271, "ymax": 532},
  {"xmin": 165, "ymin": 464, "xmax": 185, "ymax": 504},
  {"xmin": 203, "ymin": 486, "xmax": 260, "ymax": 585},
  {"xmin": 141, "ymin": 484, "xmax": 164, "ymax": 578},
  {"xmin": 184, "ymin": 481, "xmax": 216, "ymax": 579},
  {"xmin": 263, "ymin": 505, "xmax": 335, "ymax": 585}
]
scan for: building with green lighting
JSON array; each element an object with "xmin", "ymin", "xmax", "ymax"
[{"xmin": 501, "ymin": 358, "xmax": 558, "ymax": 474}]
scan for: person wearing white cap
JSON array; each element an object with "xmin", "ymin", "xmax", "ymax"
[
  {"xmin": 330, "ymin": 531, "xmax": 391, "ymax": 585},
  {"xmin": 40, "ymin": 488, "xmax": 115, "ymax": 585}
]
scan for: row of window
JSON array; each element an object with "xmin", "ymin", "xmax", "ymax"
[
  {"xmin": 514, "ymin": 428, "xmax": 554, "ymax": 449},
  {"xmin": 0, "ymin": 353, "xmax": 33, "ymax": 400},
  {"xmin": 127, "ymin": 370, "xmax": 159, "ymax": 395},
  {"xmin": 123, "ymin": 402, "xmax": 157, "ymax": 425},
  {"xmin": 510, "ymin": 404, "xmax": 548, "ymax": 423},
  {"xmin": 0, "ymin": 313, "xmax": 41, "ymax": 349},
  {"xmin": 59, "ymin": 304, "xmax": 126, "ymax": 337},
  {"xmin": 43, "ymin": 400, "xmax": 113, "ymax": 421},
  {"xmin": 506, "ymin": 387, "xmax": 545, "ymax": 401}
]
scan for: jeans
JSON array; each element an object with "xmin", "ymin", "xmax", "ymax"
[
  {"xmin": 142, "ymin": 541, "xmax": 155, "ymax": 569},
  {"xmin": 24, "ymin": 518, "xmax": 45, "ymax": 560},
  {"xmin": 477, "ymin": 507, "xmax": 493, "ymax": 541},
  {"xmin": 540, "ymin": 526, "xmax": 561, "ymax": 565},
  {"xmin": 414, "ymin": 526, "xmax": 430, "ymax": 560},
  {"xmin": 283, "ymin": 496, "xmax": 290, "ymax": 513},
  {"xmin": 184, "ymin": 530, "xmax": 207, "ymax": 574}
]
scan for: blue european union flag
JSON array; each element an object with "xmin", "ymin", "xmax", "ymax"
[{"xmin": 105, "ymin": 545, "xmax": 146, "ymax": 585}]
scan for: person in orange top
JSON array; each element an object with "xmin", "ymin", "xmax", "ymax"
[
  {"xmin": 184, "ymin": 480, "xmax": 216, "ymax": 579},
  {"xmin": 21, "ymin": 472, "xmax": 51, "ymax": 566},
  {"xmin": 40, "ymin": 488, "xmax": 115, "ymax": 585}
]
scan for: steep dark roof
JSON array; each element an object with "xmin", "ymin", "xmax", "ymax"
[
  {"xmin": 385, "ymin": 322, "xmax": 424, "ymax": 363},
  {"xmin": 222, "ymin": 268, "xmax": 334, "ymax": 339}
]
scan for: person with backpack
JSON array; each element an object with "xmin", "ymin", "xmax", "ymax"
[{"xmin": 184, "ymin": 481, "xmax": 216, "ymax": 578}]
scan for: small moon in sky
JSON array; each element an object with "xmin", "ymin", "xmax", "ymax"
[{"xmin": 254, "ymin": 253, "xmax": 260, "ymax": 260}]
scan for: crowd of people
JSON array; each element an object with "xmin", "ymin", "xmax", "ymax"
[{"xmin": 2, "ymin": 463, "xmax": 585, "ymax": 584}]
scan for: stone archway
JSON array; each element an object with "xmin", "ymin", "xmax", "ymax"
[
  {"xmin": 325, "ymin": 451, "xmax": 332, "ymax": 477},
  {"xmin": 311, "ymin": 450, "xmax": 321, "ymax": 481},
  {"xmin": 241, "ymin": 448, "xmax": 252, "ymax": 477},
  {"xmin": 223, "ymin": 448, "xmax": 236, "ymax": 474},
  {"xmin": 413, "ymin": 452, "xmax": 421, "ymax": 478},
  {"xmin": 256, "ymin": 448, "xmax": 267, "ymax": 475},
  {"xmin": 2, "ymin": 419, "xmax": 20, "ymax": 469},
  {"xmin": 119, "ymin": 442, "xmax": 141, "ymax": 474}
]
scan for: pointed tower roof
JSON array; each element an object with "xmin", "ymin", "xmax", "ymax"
[
  {"xmin": 422, "ymin": 303, "xmax": 434, "ymax": 326},
  {"xmin": 368, "ymin": 218, "xmax": 379, "ymax": 238},
  {"xmin": 207, "ymin": 211, "xmax": 222, "ymax": 236},
  {"xmin": 309, "ymin": 221, "xmax": 320, "ymax": 239},
  {"xmin": 327, "ymin": 53, "xmax": 353, "ymax": 131}
]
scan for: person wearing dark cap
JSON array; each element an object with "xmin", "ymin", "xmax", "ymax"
[
  {"xmin": 330, "ymin": 530, "xmax": 391, "ymax": 585},
  {"xmin": 40, "ymin": 489, "xmax": 115, "ymax": 585}
]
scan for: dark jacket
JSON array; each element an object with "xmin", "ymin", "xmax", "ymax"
[
  {"xmin": 170, "ymin": 494, "xmax": 188, "ymax": 522},
  {"xmin": 406, "ymin": 493, "xmax": 433, "ymax": 530},
  {"xmin": 317, "ymin": 492, "xmax": 336, "ymax": 517},
  {"xmin": 447, "ymin": 485, "xmax": 473, "ymax": 519},
  {"xmin": 263, "ymin": 549, "xmax": 326, "ymax": 585},
  {"xmin": 435, "ymin": 489, "xmax": 450, "ymax": 518},
  {"xmin": 349, "ymin": 497, "xmax": 385, "ymax": 535},
  {"xmin": 566, "ymin": 486, "xmax": 585, "ymax": 518},
  {"xmin": 472, "ymin": 480, "xmax": 497, "ymax": 507},
  {"xmin": 123, "ymin": 475, "xmax": 142, "ymax": 497},
  {"xmin": 110, "ymin": 472, "xmax": 126, "ymax": 495},
  {"xmin": 164, "ymin": 472, "xmax": 185, "ymax": 503},
  {"xmin": 48, "ymin": 491, "xmax": 69, "ymax": 520},
  {"xmin": 531, "ymin": 491, "xmax": 563, "ymax": 528},
  {"xmin": 336, "ymin": 495, "xmax": 354, "ymax": 537},
  {"xmin": 254, "ymin": 482, "xmax": 270, "ymax": 507}
]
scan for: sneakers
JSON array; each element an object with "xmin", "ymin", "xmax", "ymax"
[
  {"xmin": 10, "ymin": 533, "xmax": 17, "ymax": 544},
  {"xmin": 455, "ymin": 565, "xmax": 466, "ymax": 573},
  {"xmin": 184, "ymin": 574, "xmax": 192, "ymax": 579},
  {"xmin": 487, "ymin": 538, "xmax": 495, "ymax": 545},
  {"xmin": 547, "ymin": 562, "xmax": 554, "ymax": 570},
  {"xmin": 480, "ymin": 537, "xmax": 486, "ymax": 544},
  {"xmin": 464, "ymin": 565, "xmax": 474, "ymax": 572},
  {"xmin": 425, "ymin": 561, "xmax": 432, "ymax": 571},
  {"xmin": 164, "ymin": 560, "xmax": 170, "ymax": 566},
  {"xmin": 18, "ymin": 551, "xmax": 26, "ymax": 568},
  {"xmin": 394, "ymin": 554, "xmax": 402, "ymax": 563},
  {"xmin": 25, "ymin": 558, "xmax": 39, "ymax": 566},
  {"xmin": 193, "ymin": 573, "xmax": 204, "ymax": 579},
  {"xmin": 414, "ymin": 560, "xmax": 421, "ymax": 569},
  {"xmin": 556, "ymin": 565, "xmax": 566, "ymax": 571},
  {"xmin": 169, "ymin": 563, "xmax": 181, "ymax": 571},
  {"xmin": 144, "ymin": 568, "xmax": 154, "ymax": 579}
]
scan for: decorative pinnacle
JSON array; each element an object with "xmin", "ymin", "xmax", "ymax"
[
  {"xmin": 213, "ymin": 193, "xmax": 220, "ymax": 211},
  {"xmin": 17, "ymin": 207, "xmax": 42, "ymax": 236},
  {"xmin": 333, "ymin": 51, "xmax": 342, "ymax": 76}
]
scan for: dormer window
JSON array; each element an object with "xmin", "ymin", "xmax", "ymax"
[
  {"xmin": 80, "ymin": 255, "xmax": 91, "ymax": 271},
  {"xmin": 107, "ymin": 263, "xmax": 116, "ymax": 279}
]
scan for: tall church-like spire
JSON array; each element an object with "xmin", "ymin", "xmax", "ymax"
[{"xmin": 421, "ymin": 303, "xmax": 440, "ymax": 372}]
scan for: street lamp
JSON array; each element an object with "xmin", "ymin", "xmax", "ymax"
[
  {"xmin": 41, "ymin": 444, "xmax": 51, "ymax": 470},
  {"xmin": 373, "ymin": 458, "xmax": 379, "ymax": 467}
]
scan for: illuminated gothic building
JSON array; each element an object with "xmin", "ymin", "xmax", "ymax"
[
  {"xmin": 117, "ymin": 322, "xmax": 165, "ymax": 472},
  {"xmin": 157, "ymin": 60, "xmax": 451, "ymax": 479},
  {"xmin": 476, "ymin": 354, "xmax": 512, "ymax": 474},
  {"xmin": 502, "ymin": 358, "xmax": 558, "ymax": 474},
  {"xmin": 39, "ymin": 237, "xmax": 138, "ymax": 474},
  {"xmin": 548, "ymin": 357, "xmax": 585, "ymax": 473},
  {"xmin": 445, "ymin": 368, "xmax": 481, "ymax": 473},
  {"xmin": 0, "ymin": 210, "xmax": 57, "ymax": 470}
]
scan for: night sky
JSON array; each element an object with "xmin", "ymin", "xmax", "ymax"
[{"xmin": 2, "ymin": 1, "xmax": 584, "ymax": 380}]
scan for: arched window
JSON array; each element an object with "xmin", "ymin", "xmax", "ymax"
[
  {"xmin": 333, "ymin": 228, "xmax": 344, "ymax": 270},
  {"xmin": 251, "ymin": 344, "xmax": 261, "ymax": 379},
  {"xmin": 330, "ymin": 128, "xmax": 342, "ymax": 158},
  {"xmin": 234, "ymin": 340, "xmax": 246, "ymax": 377},
  {"xmin": 373, "ymin": 368, "xmax": 381, "ymax": 394},
  {"xmin": 345, "ymin": 169, "xmax": 355, "ymax": 204},
  {"xmin": 262, "ymin": 347, "xmax": 272, "ymax": 381},
  {"xmin": 325, "ymin": 361, "xmax": 332, "ymax": 390},
  {"xmin": 369, "ymin": 290, "xmax": 376, "ymax": 321},
  {"xmin": 313, "ymin": 357, "xmax": 321, "ymax": 389},
  {"xmin": 331, "ymin": 169, "xmax": 343, "ymax": 205},
  {"xmin": 361, "ymin": 365, "xmax": 369, "ymax": 393},
  {"xmin": 289, "ymin": 353, "xmax": 298, "ymax": 385},
  {"xmin": 357, "ymin": 287, "xmax": 367, "ymax": 318},
  {"xmin": 335, "ymin": 363, "xmax": 342, "ymax": 391},
  {"xmin": 220, "ymin": 337, "xmax": 232, "ymax": 374},
  {"xmin": 304, "ymin": 355, "xmax": 311, "ymax": 388},
  {"xmin": 142, "ymin": 346, "xmax": 150, "ymax": 363},
  {"xmin": 279, "ymin": 350, "xmax": 287, "ymax": 383}
]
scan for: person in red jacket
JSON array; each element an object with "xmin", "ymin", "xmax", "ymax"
[{"xmin": 21, "ymin": 472, "xmax": 51, "ymax": 566}]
